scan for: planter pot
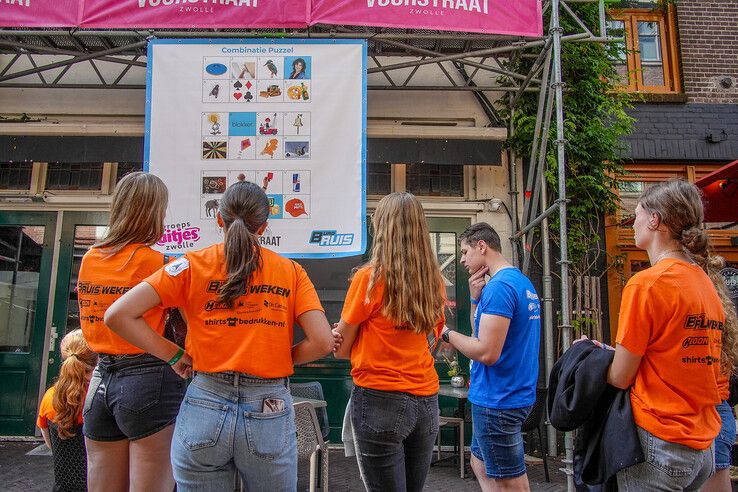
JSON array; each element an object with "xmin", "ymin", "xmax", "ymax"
[{"xmin": 450, "ymin": 375, "xmax": 465, "ymax": 388}]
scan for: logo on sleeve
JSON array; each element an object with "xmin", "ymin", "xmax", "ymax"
[{"xmin": 165, "ymin": 258, "xmax": 190, "ymax": 277}]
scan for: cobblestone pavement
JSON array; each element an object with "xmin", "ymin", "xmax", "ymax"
[{"xmin": 1, "ymin": 439, "xmax": 566, "ymax": 491}]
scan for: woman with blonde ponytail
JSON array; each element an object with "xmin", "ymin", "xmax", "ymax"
[
  {"xmin": 37, "ymin": 329, "xmax": 97, "ymax": 491},
  {"xmin": 599, "ymin": 179, "xmax": 737, "ymax": 491},
  {"xmin": 105, "ymin": 180, "xmax": 334, "ymax": 491},
  {"xmin": 332, "ymin": 192, "xmax": 446, "ymax": 492}
]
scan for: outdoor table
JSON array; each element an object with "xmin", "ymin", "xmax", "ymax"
[
  {"xmin": 438, "ymin": 384, "xmax": 468, "ymax": 419},
  {"xmin": 293, "ymin": 397, "xmax": 327, "ymax": 409}
]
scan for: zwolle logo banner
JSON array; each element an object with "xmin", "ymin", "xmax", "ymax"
[
  {"xmin": 157, "ymin": 224, "xmax": 201, "ymax": 251},
  {"xmin": 309, "ymin": 230, "xmax": 355, "ymax": 246}
]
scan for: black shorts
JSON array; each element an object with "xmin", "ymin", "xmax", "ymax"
[{"xmin": 83, "ymin": 353, "xmax": 185, "ymax": 441}]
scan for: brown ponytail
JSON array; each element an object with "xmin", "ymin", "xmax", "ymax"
[
  {"xmin": 217, "ymin": 181, "xmax": 270, "ymax": 307},
  {"xmin": 53, "ymin": 329, "xmax": 97, "ymax": 439},
  {"xmin": 640, "ymin": 179, "xmax": 738, "ymax": 374}
]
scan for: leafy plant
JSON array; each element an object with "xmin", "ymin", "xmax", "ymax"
[
  {"xmin": 442, "ymin": 354, "xmax": 461, "ymax": 377},
  {"xmin": 500, "ymin": 2, "xmax": 634, "ymax": 279}
]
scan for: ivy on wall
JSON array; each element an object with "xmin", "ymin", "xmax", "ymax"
[{"xmin": 501, "ymin": 2, "xmax": 634, "ymax": 278}]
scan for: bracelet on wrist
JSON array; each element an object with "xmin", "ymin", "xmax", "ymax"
[
  {"xmin": 470, "ymin": 297, "xmax": 480, "ymax": 305},
  {"xmin": 167, "ymin": 347, "xmax": 185, "ymax": 366}
]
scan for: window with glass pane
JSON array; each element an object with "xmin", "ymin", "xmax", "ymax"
[
  {"xmin": 65, "ymin": 226, "xmax": 107, "ymax": 335},
  {"xmin": 637, "ymin": 21, "xmax": 664, "ymax": 86},
  {"xmin": 45, "ymin": 163, "xmax": 103, "ymax": 191},
  {"xmin": 407, "ymin": 164, "xmax": 464, "ymax": 197},
  {"xmin": 0, "ymin": 226, "xmax": 45, "ymax": 352},
  {"xmin": 0, "ymin": 163, "xmax": 33, "ymax": 190},
  {"xmin": 367, "ymin": 162, "xmax": 391, "ymax": 196},
  {"xmin": 429, "ymin": 232, "xmax": 458, "ymax": 363},
  {"xmin": 116, "ymin": 162, "xmax": 143, "ymax": 182},
  {"xmin": 607, "ymin": 8, "xmax": 677, "ymax": 93},
  {"xmin": 606, "ymin": 20, "xmax": 629, "ymax": 85}
]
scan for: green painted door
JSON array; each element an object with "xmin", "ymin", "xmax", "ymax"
[
  {"xmin": 46, "ymin": 212, "xmax": 109, "ymax": 385},
  {"xmin": 294, "ymin": 216, "xmax": 471, "ymax": 442},
  {"xmin": 0, "ymin": 211, "xmax": 57, "ymax": 436}
]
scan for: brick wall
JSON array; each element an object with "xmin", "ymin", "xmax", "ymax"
[{"xmin": 676, "ymin": 0, "xmax": 738, "ymax": 104}]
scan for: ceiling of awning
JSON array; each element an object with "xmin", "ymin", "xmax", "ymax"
[{"xmin": 696, "ymin": 159, "xmax": 738, "ymax": 223}]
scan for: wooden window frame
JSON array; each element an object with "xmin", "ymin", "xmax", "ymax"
[{"xmin": 609, "ymin": 6, "xmax": 681, "ymax": 94}]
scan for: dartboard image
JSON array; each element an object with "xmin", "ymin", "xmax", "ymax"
[{"xmin": 202, "ymin": 140, "xmax": 228, "ymax": 159}]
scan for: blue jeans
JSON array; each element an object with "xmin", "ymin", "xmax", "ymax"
[
  {"xmin": 351, "ymin": 385, "xmax": 439, "ymax": 492},
  {"xmin": 170, "ymin": 372, "xmax": 296, "ymax": 492},
  {"xmin": 617, "ymin": 426, "xmax": 714, "ymax": 491},
  {"xmin": 715, "ymin": 401, "xmax": 736, "ymax": 470},
  {"xmin": 83, "ymin": 353, "xmax": 185, "ymax": 441},
  {"xmin": 470, "ymin": 403, "xmax": 532, "ymax": 479}
]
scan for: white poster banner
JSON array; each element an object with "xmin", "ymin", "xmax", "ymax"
[{"xmin": 145, "ymin": 39, "xmax": 367, "ymax": 258}]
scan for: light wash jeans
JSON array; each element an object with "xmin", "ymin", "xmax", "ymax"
[
  {"xmin": 617, "ymin": 426, "xmax": 714, "ymax": 491},
  {"xmin": 171, "ymin": 372, "xmax": 297, "ymax": 492}
]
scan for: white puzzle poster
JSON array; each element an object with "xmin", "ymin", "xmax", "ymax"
[{"xmin": 145, "ymin": 39, "xmax": 367, "ymax": 258}]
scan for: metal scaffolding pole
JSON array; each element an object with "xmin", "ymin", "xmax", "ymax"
[{"xmin": 551, "ymin": 0, "xmax": 575, "ymax": 490}]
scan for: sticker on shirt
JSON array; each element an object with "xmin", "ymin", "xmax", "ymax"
[{"xmin": 165, "ymin": 258, "xmax": 190, "ymax": 277}]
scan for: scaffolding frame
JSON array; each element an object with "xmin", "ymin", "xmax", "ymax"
[{"xmin": 0, "ymin": 3, "xmax": 611, "ymax": 488}]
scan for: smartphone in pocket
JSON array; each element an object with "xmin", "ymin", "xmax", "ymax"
[{"xmin": 262, "ymin": 398, "xmax": 286, "ymax": 413}]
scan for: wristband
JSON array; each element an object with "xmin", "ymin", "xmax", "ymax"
[
  {"xmin": 168, "ymin": 347, "xmax": 185, "ymax": 366},
  {"xmin": 470, "ymin": 297, "xmax": 479, "ymax": 305}
]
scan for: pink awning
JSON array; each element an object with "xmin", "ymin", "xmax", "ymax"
[
  {"xmin": 311, "ymin": 0, "xmax": 543, "ymax": 37},
  {"xmin": 80, "ymin": 0, "xmax": 310, "ymax": 28},
  {"xmin": 1, "ymin": 0, "xmax": 80, "ymax": 27},
  {"xmin": 2, "ymin": 0, "xmax": 542, "ymax": 35}
]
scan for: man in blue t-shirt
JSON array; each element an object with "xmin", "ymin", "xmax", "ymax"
[{"xmin": 442, "ymin": 222, "xmax": 540, "ymax": 491}]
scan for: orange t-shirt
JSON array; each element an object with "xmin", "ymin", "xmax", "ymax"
[
  {"xmin": 341, "ymin": 266, "xmax": 445, "ymax": 396},
  {"xmin": 78, "ymin": 244, "xmax": 168, "ymax": 355},
  {"xmin": 616, "ymin": 258, "xmax": 723, "ymax": 449},
  {"xmin": 37, "ymin": 386, "xmax": 83, "ymax": 429},
  {"xmin": 145, "ymin": 243, "xmax": 323, "ymax": 377}
]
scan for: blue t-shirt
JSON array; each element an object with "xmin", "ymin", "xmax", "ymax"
[{"xmin": 468, "ymin": 267, "xmax": 540, "ymax": 409}]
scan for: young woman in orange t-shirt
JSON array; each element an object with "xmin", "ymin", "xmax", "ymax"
[
  {"xmin": 37, "ymin": 329, "xmax": 97, "ymax": 492},
  {"xmin": 80, "ymin": 172, "xmax": 187, "ymax": 492},
  {"xmin": 333, "ymin": 192, "xmax": 446, "ymax": 492},
  {"xmin": 105, "ymin": 181, "xmax": 334, "ymax": 491},
  {"xmin": 602, "ymin": 179, "xmax": 738, "ymax": 491}
]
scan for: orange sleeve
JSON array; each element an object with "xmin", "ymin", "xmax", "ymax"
[
  {"xmin": 616, "ymin": 281, "xmax": 652, "ymax": 356},
  {"xmin": 293, "ymin": 261, "xmax": 324, "ymax": 318},
  {"xmin": 341, "ymin": 268, "xmax": 375, "ymax": 325},
  {"xmin": 144, "ymin": 256, "xmax": 191, "ymax": 308},
  {"xmin": 36, "ymin": 388, "xmax": 54, "ymax": 429}
]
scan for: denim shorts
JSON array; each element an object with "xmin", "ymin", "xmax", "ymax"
[
  {"xmin": 83, "ymin": 353, "xmax": 185, "ymax": 441},
  {"xmin": 715, "ymin": 400, "xmax": 736, "ymax": 470},
  {"xmin": 617, "ymin": 426, "xmax": 714, "ymax": 491},
  {"xmin": 470, "ymin": 403, "xmax": 532, "ymax": 479}
]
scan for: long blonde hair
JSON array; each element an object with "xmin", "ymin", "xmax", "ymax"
[
  {"xmin": 53, "ymin": 329, "xmax": 97, "ymax": 439},
  {"xmin": 95, "ymin": 172, "xmax": 168, "ymax": 254},
  {"xmin": 640, "ymin": 179, "xmax": 738, "ymax": 374},
  {"xmin": 365, "ymin": 192, "xmax": 445, "ymax": 335}
]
